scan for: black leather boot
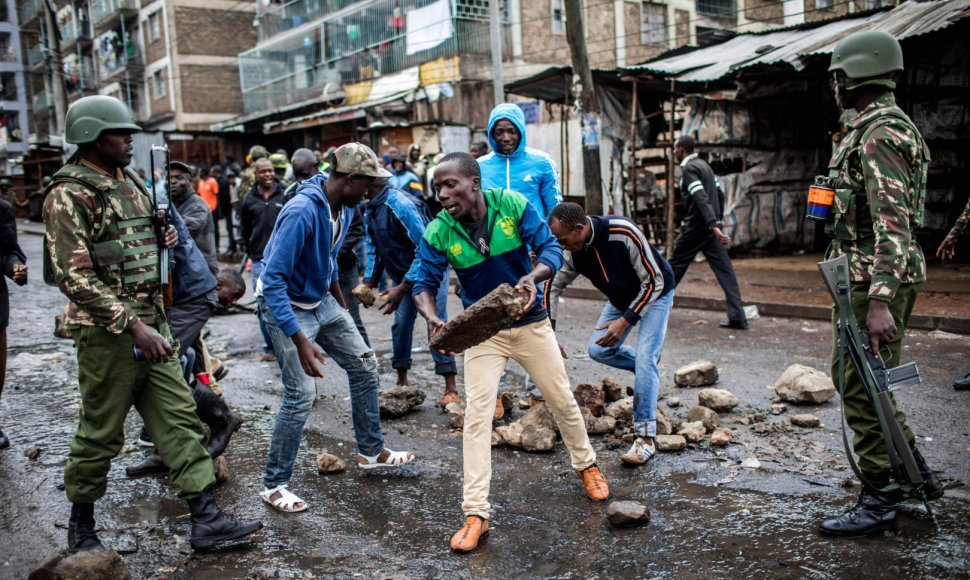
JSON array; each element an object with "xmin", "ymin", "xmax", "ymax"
[
  {"xmin": 68, "ymin": 503, "xmax": 103, "ymax": 552},
  {"xmin": 193, "ymin": 383, "xmax": 243, "ymax": 458},
  {"xmin": 954, "ymin": 373, "xmax": 970, "ymax": 391},
  {"xmin": 910, "ymin": 443, "xmax": 944, "ymax": 501},
  {"xmin": 126, "ymin": 451, "xmax": 168, "ymax": 477},
  {"xmin": 819, "ymin": 475, "xmax": 898, "ymax": 537},
  {"xmin": 0, "ymin": 428, "xmax": 9, "ymax": 450},
  {"xmin": 187, "ymin": 489, "xmax": 262, "ymax": 551}
]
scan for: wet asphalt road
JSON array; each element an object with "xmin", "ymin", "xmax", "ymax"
[{"xmin": 2, "ymin": 231, "xmax": 969, "ymax": 579}]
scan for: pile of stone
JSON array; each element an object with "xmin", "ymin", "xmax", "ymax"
[{"xmin": 378, "ymin": 384, "xmax": 426, "ymax": 419}]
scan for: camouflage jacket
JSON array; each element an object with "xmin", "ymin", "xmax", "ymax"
[
  {"xmin": 236, "ymin": 166, "xmax": 256, "ymax": 205},
  {"xmin": 824, "ymin": 93, "xmax": 929, "ymax": 302},
  {"xmin": 43, "ymin": 157, "xmax": 164, "ymax": 334},
  {"xmin": 947, "ymin": 199, "xmax": 970, "ymax": 239}
]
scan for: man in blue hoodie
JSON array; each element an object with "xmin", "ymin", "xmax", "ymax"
[
  {"xmin": 478, "ymin": 103, "xmax": 563, "ymax": 408},
  {"xmin": 255, "ymin": 143, "xmax": 414, "ymax": 514},
  {"xmin": 356, "ymin": 177, "xmax": 459, "ymax": 406}
]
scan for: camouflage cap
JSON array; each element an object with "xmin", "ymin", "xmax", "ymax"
[
  {"xmin": 332, "ymin": 143, "xmax": 392, "ymax": 178},
  {"xmin": 268, "ymin": 153, "xmax": 288, "ymax": 169},
  {"xmin": 169, "ymin": 161, "xmax": 193, "ymax": 175},
  {"xmin": 248, "ymin": 145, "xmax": 269, "ymax": 161}
]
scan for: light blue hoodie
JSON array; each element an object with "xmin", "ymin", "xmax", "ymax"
[{"xmin": 477, "ymin": 103, "xmax": 562, "ymax": 220}]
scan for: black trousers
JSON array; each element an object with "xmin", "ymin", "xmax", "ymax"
[
  {"xmin": 169, "ymin": 295, "xmax": 217, "ymax": 374},
  {"xmin": 668, "ymin": 226, "xmax": 746, "ymax": 324}
]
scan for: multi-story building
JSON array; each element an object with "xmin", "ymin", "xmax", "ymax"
[
  {"xmin": 18, "ymin": 0, "xmax": 256, "ymax": 165},
  {"xmin": 0, "ymin": 0, "xmax": 29, "ymax": 175}
]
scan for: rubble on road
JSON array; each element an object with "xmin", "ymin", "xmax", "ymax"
[
  {"xmin": 687, "ymin": 406, "xmax": 719, "ymax": 432},
  {"xmin": 772, "ymin": 364, "xmax": 836, "ymax": 404},
  {"xmin": 572, "ymin": 383, "xmax": 606, "ymax": 416},
  {"xmin": 655, "ymin": 434, "xmax": 687, "ymax": 451},
  {"xmin": 697, "ymin": 388, "xmax": 740, "ymax": 412},
  {"xmin": 678, "ymin": 421, "xmax": 706, "ymax": 443},
  {"xmin": 606, "ymin": 501, "xmax": 650, "ymax": 527},
  {"xmin": 710, "ymin": 428, "xmax": 731, "ymax": 446},
  {"xmin": 29, "ymin": 549, "xmax": 132, "ymax": 580},
  {"xmin": 446, "ymin": 402, "xmax": 465, "ymax": 429},
  {"xmin": 429, "ymin": 284, "xmax": 529, "ymax": 352},
  {"xmin": 378, "ymin": 384, "xmax": 426, "ymax": 418},
  {"xmin": 674, "ymin": 360, "xmax": 718, "ymax": 387},
  {"xmin": 316, "ymin": 452, "xmax": 347, "ymax": 474},
  {"xmin": 790, "ymin": 414, "xmax": 821, "ymax": 428},
  {"xmin": 602, "ymin": 378, "xmax": 625, "ymax": 403}
]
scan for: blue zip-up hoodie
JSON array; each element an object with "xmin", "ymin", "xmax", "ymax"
[
  {"xmin": 259, "ymin": 173, "xmax": 353, "ymax": 337},
  {"xmin": 478, "ymin": 103, "xmax": 562, "ymax": 220},
  {"xmin": 363, "ymin": 185, "xmax": 431, "ymax": 285}
]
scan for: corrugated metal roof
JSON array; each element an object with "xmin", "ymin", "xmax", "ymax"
[{"xmin": 627, "ymin": 0, "xmax": 970, "ymax": 82}]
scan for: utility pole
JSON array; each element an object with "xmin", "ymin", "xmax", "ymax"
[
  {"xmin": 563, "ymin": 0, "xmax": 602, "ymax": 214},
  {"xmin": 489, "ymin": 0, "xmax": 504, "ymax": 106},
  {"xmin": 43, "ymin": 0, "xmax": 67, "ymax": 136}
]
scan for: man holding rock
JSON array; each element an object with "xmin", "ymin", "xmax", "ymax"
[
  {"xmin": 547, "ymin": 202, "xmax": 675, "ymax": 465},
  {"xmin": 255, "ymin": 143, "xmax": 414, "ymax": 514},
  {"xmin": 410, "ymin": 152, "xmax": 608, "ymax": 553}
]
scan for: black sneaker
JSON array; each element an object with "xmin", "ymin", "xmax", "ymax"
[
  {"xmin": 137, "ymin": 426, "xmax": 154, "ymax": 448},
  {"xmin": 954, "ymin": 373, "xmax": 970, "ymax": 391}
]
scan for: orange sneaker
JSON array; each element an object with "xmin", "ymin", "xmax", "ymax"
[
  {"xmin": 578, "ymin": 464, "xmax": 609, "ymax": 501},
  {"xmin": 450, "ymin": 515, "xmax": 489, "ymax": 553}
]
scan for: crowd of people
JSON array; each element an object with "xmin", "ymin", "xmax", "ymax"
[{"xmin": 0, "ymin": 29, "xmax": 965, "ymax": 558}]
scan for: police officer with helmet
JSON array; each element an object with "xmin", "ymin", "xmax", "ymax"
[
  {"xmin": 43, "ymin": 95, "xmax": 262, "ymax": 552},
  {"xmin": 820, "ymin": 30, "xmax": 943, "ymax": 537}
]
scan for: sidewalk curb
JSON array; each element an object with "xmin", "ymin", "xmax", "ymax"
[{"xmin": 559, "ymin": 286, "xmax": 970, "ymax": 336}]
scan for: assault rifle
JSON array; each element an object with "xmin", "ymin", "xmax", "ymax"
[
  {"xmin": 818, "ymin": 255, "xmax": 938, "ymax": 529},
  {"xmin": 150, "ymin": 143, "xmax": 172, "ymax": 308}
]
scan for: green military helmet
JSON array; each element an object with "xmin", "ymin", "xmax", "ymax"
[
  {"xmin": 248, "ymin": 145, "xmax": 269, "ymax": 162},
  {"xmin": 829, "ymin": 30, "xmax": 903, "ymax": 79},
  {"xmin": 42, "ymin": 176, "xmax": 52, "ymax": 185},
  {"xmin": 269, "ymin": 153, "xmax": 288, "ymax": 169},
  {"xmin": 0, "ymin": 179, "xmax": 10, "ymax": 187},
  {"xmin": 64, "ymin": 95, "xmax": 141, "ymax": 144}
]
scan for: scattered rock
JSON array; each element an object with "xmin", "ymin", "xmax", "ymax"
[
  {"xmin": 28, "ymin": 549, "xmax": 132, "ymax": 580},
  {"xmin": 587, "ymin": 412, "xmax": 617, "ymax": 435},
  {"xmin": 351, "ymin": 284, "xmax": 377, "ymax": 307},
  {"xmin": 378, "ymin": 384, "xmax": 426, "ymax": 418},
  {"xmin": 677, "ymin": 421, "xmax": 706, "ymax": 443},
  {"xmin": 316, "ymin": 453, "xmax": 347, "ymax": 474},
  {"xmin": 520, "ymin": 403, "xmax": 559, "ymax": 433},
  {"xmin": 771, "ymin": 403, "xmax": 787, "ymax": 415},
  {"xmin": 499, "ymin": 391, "xmax": 515, "ymax": 412},
  {"xmin": 773, "ymin": 364, "xmax": 836, "ymax": 404},
  {"xmin": 445, "ymin": 402, "xmax": 465, "ymax": 429},
  {"xmin": 601, "ymin": 378, "xmax": 625, "ymax": 403},
  {"xmin": 790, "ymin": 413, "xmax": 821, "ymax": 428},
  {"xmin": 741, "ymin": 457, "xmax": 762, "ymax": 469},
  {"xmin": 606, "ymin": 501, "xmax": 650, "ymax": 527},
  {"xmin": 842, "ymin": 477, "xmax": 860, "ymax": 488},
  {"xmin": 495, "ymin": 422, "xmax": 524, "ymax": 447},
  {"xmin": 605, "ymin": 397, "xmax": 633, "ymax": 423},
  {"xmin": 657, "ymin": 408, "xmax": 672, "ymax": 435},
  {"xmin": 666, "ymin": 397, "xmax": 681, "ymax": 408},
  {"xmin": 520, "ymin": 424, "xmax": 557, "ymax": 452},
  {"xmin": 655, "ymin": 434, "xmax": 687, "ymax": 451},
  {"xmin": 621, "ymin": 432, "xmax": 637, "ymax": 444},
  {"xmin": 491, "ymin": 430, "xmax": 504, "ymax": 447},
  {"xmin": 710, "ymin": 428, "xmax": 731, "ymax": 446},
  {"xmin": 686, "ymin": 406, "xmax": 719, "ymax": 432},
  {"xmin": 738, "ymin": 412, "xmax": 767, "ymax": 425},
  {"xmin": 429, "ymin": 283, "xmax": 529, "ymax": 352},
  {"xmin": 573, "ymin": 383, "xmax": 606, "ymax": 416},
  {"xmin": 213, "ymin": 456, "xmax": 229, "ymax": 484},
  {"xmin": 697, "ymin": 388, "xmax": 740, "ymax": 413},
  {"xmin": 25, "ymin": 447, "xmax": 42, "ymax": 460},
  {"xmin": 674, "ymin": 360, "xmax": 718, "ymax": 387}
]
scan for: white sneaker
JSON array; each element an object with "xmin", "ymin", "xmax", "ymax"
[{"xmin": 620, "ymin": 438, "xmax": 655, "ymax": 465}]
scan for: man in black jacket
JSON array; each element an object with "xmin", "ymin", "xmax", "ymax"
[
  {"xmin": 669, "ymin": 136, "xmax": 747, "ymax": 329},
  {"xmin": 170, "ymin": 162, "xmax": 218, "ymax": 275},
  {"xmin": 240, "ymin": 157, "xmax": 286, "ymax": 360},
  {"xmin": 548, "ymin": 202, "xmax": 675, "ymax": 465},
  {"xmin": 0, "ymin": 197, "xmax": 27, "ymax": 450}
]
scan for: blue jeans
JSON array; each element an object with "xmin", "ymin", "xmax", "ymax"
[
  {"xmin": 258, "ymin": 294, "xmax": 384, "ymax": 488},
  {"xmin": 587, "ymin": 291, "xmax": 674, "ymax": 438},
  {"xmin": 251, "ymin": 260, "xmax": 275, "ymax": 355},
  {"xmin": 391, "ymin": 269, "xmax": 456, "ymax": 376}
]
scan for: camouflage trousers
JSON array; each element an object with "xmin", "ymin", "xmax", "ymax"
[
  {"xmin": 830, "ymin": 282, "xmax": 919, "ymax": 475},
  {"xmin": 64, "ymin": 323, "xmax": 215, "ymax": 503}
]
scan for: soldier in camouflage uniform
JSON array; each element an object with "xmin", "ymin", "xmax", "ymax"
[
  {"xmin": 43, "ymin": 95, "xmax": 262, "ymax": 553},
  {"xmin": 819, "ymin": 31, "xmax": 943, "ymax": 537},
  {"xmin": 236, "ymin": 144, "xmax": 269, "ymax": 204}
]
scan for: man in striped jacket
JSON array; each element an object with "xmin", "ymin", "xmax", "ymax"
[{"xmin": 547, "ymin": 202, "xmax": 675, "ymax": 465}]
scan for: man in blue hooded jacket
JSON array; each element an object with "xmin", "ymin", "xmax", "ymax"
[
  {"xmin": 478, "ymin": 103, "xmax": 562, "ymax": 220},
  {"xmin": 255, "ymin": 143, "xmax": 414, "ymax": 514}
]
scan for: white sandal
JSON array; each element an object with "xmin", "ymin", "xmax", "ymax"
[
  {"xmin": 259, "ymin": 485, "xmax": 308, "ymax": 512},
  {"xmin": 358, "ymin": 448, "xmax": 415, "ymax": 470}
]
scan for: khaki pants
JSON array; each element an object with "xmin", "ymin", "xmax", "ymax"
[{"xmin": 461, "ymin": 318, "xmax": 596, "ymax": 519}]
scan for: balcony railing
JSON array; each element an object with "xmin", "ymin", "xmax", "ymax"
[
  {"xmin": 20, "ymin": 0, "xmax": 41, "ymax": 25},
  {"xmin": 241, "ymin": 0, "xmax": 508, "ymax": 114},
  {"xmin": 27, "ymin": 44, "xmax": 45, "ymax": 68},
  {"xmin": 99, "ymin": 45, "xmax": 141, "ymax": 79},
  {"xmin": 92, "ymin": 0, "xmax": 138, "ymax": 27}
]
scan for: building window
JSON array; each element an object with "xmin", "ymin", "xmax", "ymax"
[
  {"xmin": 551, "ymin": 0, "xmax": 565, "ymax": 34},
  {"xmin": 817, "ymin": 0, "xmax": 833, "ymax": 8},
  {"xmin": 696, "ymin": 0, "xmax": 734, "ymax": 17},
  {"xmin": 641, "ymin": 3, "xmax": 666, "ymax": 45},
  {"xmin": 148, "ymin": 11, "xmax": 161, "ymax": 42},
  {"xmin": 152, "ymin": 68, "xmax": 166, "ymax": 99}
]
